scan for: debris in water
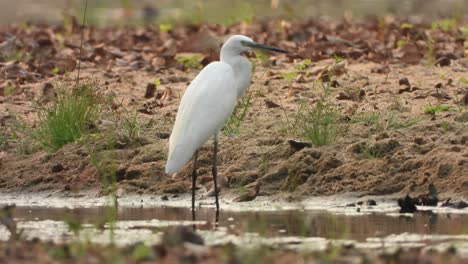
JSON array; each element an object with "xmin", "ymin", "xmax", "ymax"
[
  {"xmin": 162, "ymin": 226, "xmax": 204, "ymax": 246},
  {"xmin": 398, "ymin": 195, "xmax": 418, "ymax": 213}
]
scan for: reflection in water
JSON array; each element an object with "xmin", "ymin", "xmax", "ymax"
[{"xmin": 11, "ymin": 206, "xmax": 468, "ymax": 241}]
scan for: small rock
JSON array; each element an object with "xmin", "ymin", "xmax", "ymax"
[
  {"xmin": 264, "ymin": 99, "xmax": 280, "ymax": 108},
  {"xmin": 116, "ymin": 187, "xmax": 126, "ymax": 198},
  {"xmin": 162, "ymin": 226, "xmax": 204, "ymax": 246},
  {"xmin": 336, "ymin": 92, "xmax": 352, "ymax": 100},
  {"xmin": 398, "ymin": 77, "xmax": 411, "ymax": 87},
  {"xmin": 346, "ymin": 203, "xmax": 356, "ymax": 207},
  {"xmin": 288, "ymin": 139, "xmax": 311, "ymax": 151},
  {"xmin": 161, "ymin": 195, "xmax": 169, "ymax": 201},
  {"xmin": 437, "ymin": 164, "xmax": 452, "ymax": 178},
  {"xmin": 371, "ymin": 64, "xmax": 390, "ymax": 74},
  {"xmin": 435, "ymin": 56, "xmax": 451, "ymax": 67},
  {"xmin": 398, "ymin": 195, "xmax": 418, "ymax": 213},
  {"xmin": 366, "ymin": 199, "xmax": 377, "ymax": 206},
  {"xmin": 51, "ymin": 164, "xmax": 64, "ymax": 173},
  {"xmin": 144, "ymin": 83, "xmax": 156, "ymax": 98}
]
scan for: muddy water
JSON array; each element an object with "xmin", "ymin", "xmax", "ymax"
[
  {"xmin": 11, "ymin": 206, "xmax": 468, "ymax": 241},
  {"xmin": 1, "ymin": 194, "xmax": 468, "ymax": 254}
]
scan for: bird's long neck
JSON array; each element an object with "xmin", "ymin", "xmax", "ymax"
[{"xmin": 220, "ymin": 52, "xmax": 252, "ymax": 98}]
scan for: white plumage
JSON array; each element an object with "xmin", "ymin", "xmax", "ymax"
[
  {"xmin": 165, "ymin": 62, "xmax": 237, "ymax": 174},
  {"xmin": 163, "ymin": 34, "xmax": 287, "ymax": 214}
]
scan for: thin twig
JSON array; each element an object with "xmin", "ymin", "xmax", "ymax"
[{"xmin": 76, "ymin": 0, "xmax": 88, "ymax": 86}]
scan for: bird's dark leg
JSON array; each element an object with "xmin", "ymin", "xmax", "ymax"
[
  {"xmin": 191, "ymin": 150, "xmax": 199, "ymax": 222},
  {"xmin": 212, "ymin": 134, "xmax": 220, "ymax": 221}
]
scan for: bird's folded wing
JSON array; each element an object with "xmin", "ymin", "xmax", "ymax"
[{"xmin": 166, "ymin": 62, "xmax": 237, "ymax": 173}]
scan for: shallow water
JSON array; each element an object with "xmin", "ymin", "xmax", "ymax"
[
  {"xmin": 11, "ymin": 206, "xmax": 468, "ymax": 241},
  {"xmin": 1, "ymin": 194, "xmax": 468, "ymax": 255}
]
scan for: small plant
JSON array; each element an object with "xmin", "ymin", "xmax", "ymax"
[
  {"xmin": 280, "ymin": 71, "xmax": 297, "ymax": 84},
  {"xmin": 253, "ymin": 50, "xmax": 270, "ymax": 69},
  {"xmin": 120, "ymin": 111, "xmax": 141, "ymax": 143},
  {"xmin": 363, "ymin": 146, "xmax": 382, "ymax": 159},
  {"xmin": 385, "ymin": 112, "xmax": 420, "ymax": 130},
  {"xmin": 295, "ymin": 58, "xmax": 312, "ymax": 70},
  {"xmin": 440, "ymin": 121, "xmax": 450, "ymax": 133},
  {"xmin": 431, "ymin": 18, "xmax": 457, "ymax": 32},
  {"xmin": 52, "ymin": 66, "xmax": 60, "ymax": 75},
  {"xmin": 223, "ymin": 91, "xmax": 255, "ymax": 135},
  {"xmin": 424, "ymin": 38, "xmax": 436, "ymax": 65},
  {"xmin": 351, "ymin": 112, "xmax": 381, "ymax": 128},
  {"xmin": 260, "ymin": 154, "xmax": 269, "ymax": 175},
  {"xmin": 351, "ymin": 111, "xmax": 420, "ymax": 131},
  {"xmin": 158, "ymin": 23, "xmax": 173, "ymax": 32},
  {"xmin": 401, "ymin": 22, "xmax": 414, "ymax": 29},
  {"xmin": 396, "ymin": 39, "xmax": 407, "ymax": 47},
  {"xmin": 176, "ymin": 55, "xmax": 203, "ymax": 69},
  {"xmin": 424, "ymin": 104, "xmax": 450, "ymax": 115},
  {"xmin": 459, "ymin": 77, "xmax": 468, "ymax": 84},
  {"xmin": 286, "ymin": 97, "xmax": 342, "ymax": 146},
  {"xmin": 32, "ymin": 82, "xmax": 102, "ymax": 151},
  {"xmin": 3, "ymin": 85, "xmax": 16, "ymax": 96}
]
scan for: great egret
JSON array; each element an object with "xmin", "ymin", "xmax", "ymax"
[{"xmin": 165, "ymin": 35, "xmax": 287, "ymax": 215}]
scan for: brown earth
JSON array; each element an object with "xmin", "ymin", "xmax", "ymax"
[
  {"xmin": 1, "ymin": 238, "xmax": 467, "ymax": 264},
  {"xmin": 0, "ymin": 17, "xmax": 467, "ymax": 199}
]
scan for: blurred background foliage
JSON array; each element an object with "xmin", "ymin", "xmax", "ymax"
[{"xmin": 1, "ymin": 0, "xmax": 468, "ymax": 26}]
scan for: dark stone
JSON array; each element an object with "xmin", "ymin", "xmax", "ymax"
[
  {"xmin": 366, "ymin": 199, "xmax": 377, "ymax": 206},
  {"xmin": 51, "ymin": 164, "xmax": 64, "ymax": 173},
  {"xmin": 441, "ymin": 198, "xmax": 468, "ymax": 209},
  {"xmin": 398, "ymin": 77, "xmax": 411, "ymax": 87},
  {"xmin": 161, "ymin": 195, "xmax": 169, "ymax": 201},
  {"xmin": 161, "ymin": 226, "xmax": 204, "ymax": 246},
  {"xmin": 144, "ymin": 83, "xmax": 157, "ymax": 98},
  {"xmin": 288, "ymin": 139, "xmax": 311, "ymax": 151},
  {"xmin": 434, "ymin": 56, "xmax": 451, "ymax": 67},
  {"xmin": 346, "ymin": 203, "xmax": 356, "ymax": 207},
  {"xmin": 398, "ymin": 195, "xmax": 418, "ymax": 213}
]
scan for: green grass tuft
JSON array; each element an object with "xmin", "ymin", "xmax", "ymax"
[
  {"xmin": 33, "ymin": 82, "xmax": 102, "ymax": 151},
  {"xmin": 223, "ymin": 91, "xmax": 255, "ymax": 136},
  {"xmin": 424, "ymin": 104, "xmax": 450, "ymax": 115},
  {"xmin": 286, "ymin": 97, "xmax": 342, "ymax": 146}
]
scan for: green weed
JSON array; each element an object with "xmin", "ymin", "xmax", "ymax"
[
  {"xmin": 158, "ymin": 23, "xmax": 173, "ymax": 32},
  {"xmin": 223, "ymin": 91, "xmax": 255, "ymax": 135},
  {"xmin": 280, "ymin": 72, "xmax": 298, "ymax": 84},
  {"xmin": 396, "ymin": 39, "xmax": 407, "ymax": 47},
  {"xmin": 3, "ymin": 85, "xmax": 16, "ymax": 96},
  {"xmin": 119, "ymin": 111, "xmax": 141, "ymax": 144},
  {"xmin": 400, "ymin": 22, "xmax": 414, "ymax": 29},
  {"xmin": 32, "ymin": 82, "xmax": 102, "ymax": 151},
  {"xmin": 295, "ymin": 58, "xmax": 312, "ymax": 70},
  {"xmin": 424, "ymin": 104, "xmax": 450, "ymax": 115},
  {"xmin": 440, "ymin": 121, "xmax": 450, "ymax": 133},
  {"xmin": 459, "ymin": 77, "xmax": 468, "ymax": 84},
  {"xmin": 431, "ymin": 18, "xmax": 457, "ymax": 32},
  {"xmin": 351, "ymin": 111, "xmax": 420, "ymax": 131},
  {"xmin": 176, "ymin": 55, "xmax": 203, "ymax": 69},
  {"xmin": 286, "ymin": 97, "xmax": 342, "ymax": 146}
]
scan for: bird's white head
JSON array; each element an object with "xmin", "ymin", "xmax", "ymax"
[{"xmin": 220, "ymin": 34, "xmax": 287, "ymax": 60}]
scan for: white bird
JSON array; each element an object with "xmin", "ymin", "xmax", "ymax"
[{"xmin": 165, "ymin": 35, "xmax": 287, "ymax": 215}]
